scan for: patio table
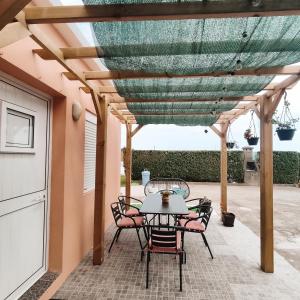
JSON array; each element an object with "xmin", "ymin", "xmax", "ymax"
[{"xmin": 140, "ymin": 193, "xmax": 189, "ymax": 218}]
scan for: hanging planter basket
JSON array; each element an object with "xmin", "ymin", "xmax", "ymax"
[
  {"xmin": 226, "ymin": 142, "xmax": 235, "ymax": 149},
  {"xmin": 276, "ymin": 128, "xmax": 296, "ymax": 141},
  {"xmin": 273, "ymin": 92, "xmax": 298, "ymax": 142},
  {"xmin": 244, "ymin": 110, "xmax": 259, "ymax": 146},
  {"xmin": 226, "ymin": 124, "xmax": 236, "ymax": 150},
  {"xmin": 247, "ymin": 136, "xmax": 259, "ymax": 145}
]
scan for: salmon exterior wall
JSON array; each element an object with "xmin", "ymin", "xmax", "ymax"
[{"xmin": 0, "ymin": 20, "xmax": 121, "ymax": 299}]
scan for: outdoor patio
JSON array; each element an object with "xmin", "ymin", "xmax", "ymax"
[{"xmin": 54, "ymin": 185, "xmax": 300, "ymax": 300}]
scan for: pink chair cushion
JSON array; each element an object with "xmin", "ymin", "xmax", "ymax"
[
  {"xmin": 125, "ymin": 208, "xmax": 140, "ymax": 216},
  {"xmin": 118, "ymin": 216, "xmax": 144, "ymax": 227},
  {"xmin": 184, "ymin": 211, "xmax": 199, "ymax": 219},
  {"xmin": 179, "ymin": 219, "xmax": 205, "ymax": 232}
]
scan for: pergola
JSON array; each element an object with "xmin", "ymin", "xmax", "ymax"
[{"xmin": 2, "ymin": 0, "xmax": 300, "ymax": 275}]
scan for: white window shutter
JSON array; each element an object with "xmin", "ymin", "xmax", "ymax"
[{"xmin": 84, "ymin": 112, "xmax": 97, "ymax": 192}]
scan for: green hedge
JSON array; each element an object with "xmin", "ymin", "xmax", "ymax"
[
  {"xmin": 132, "ymin": 150, "xmax": 300, "ymax": 184},
  {"xmin": 132, "ymin": 150, "xmax": 244, "ymax": 183},
  {"xmin": 273, "ymin": 151, "xmax": 300, "ymax": 184}
]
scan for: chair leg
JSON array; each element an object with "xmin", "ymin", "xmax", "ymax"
[
  {"xmin": 116, "ymin": 228, "xmax": 122, "ymax": 242},
  {"xmin": 201, "ymin": 232, "xmax": 214, "ymax": 259},
  {"xmin": 142, "ymin": 226, "xmax": 148, "ymax": 241},
  {"xmin": 109, "ymin": 228, "xmax": 120, "ymax": 253},
  {"xmin": 179, "ymin": 253, "xmax": 183, "ymax": 292},
  {"xmin": 146, "ymin": 251, "xmax": 150, "ymax": 289},
  {"xmin": 136, "ymin": 228, "xmax": 143, "ymax": 250}
]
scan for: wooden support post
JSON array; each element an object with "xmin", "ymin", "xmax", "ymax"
[
  {"xmin": 93, "ymin": 97, "xmax": 108, "ymax": 265},
  {"xmin": 125, "ymin": 124, "xmax": 132, "ymax": 204},
  {"xmin": 220, "ymin": 123, "xmax": 229, "ymax": 214},
  {"xmin": 260, "ymin": 96, "xmax": 275, "ymax": 273}
]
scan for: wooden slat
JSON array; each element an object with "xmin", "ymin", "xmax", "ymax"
[
  {"xmin": 93, "ymin": 99, "xmax": 108, "ymax": 265},
  {"xmin": 260, "ymin": 96, "xmax": 274, "ymax": 273},
  {"xmin": 33, "ymin": 47, "xmax": 98, "ymax": 59},
  {"xmin": 62, "ymin": 65, "xmax": 300, "ymax": 80},
  {"xmin": 124, "ymin": 111, "xmax": 235, "ymax": 116},
  {"xmin": 33, "ymin": 44, "xmax": 300, "ymax": 59},
  {"xmin": 24, "ymin": 2, "xmax": 300, "ymax": 24},
  {"xmin": 0, "ymin": 0, "xmax": 31, "ymax": 31},
  {"xmin": 80, "ymin": 85, "xmax": 118, "ymax": 93},
  {"xmin": 123, "ymin": 96, "xmax": 258, "ymax": 103}
]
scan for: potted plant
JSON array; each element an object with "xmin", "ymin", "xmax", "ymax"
[
  {"xmin": 244, "ymin": 110, "xmax": 259, "ymax": 145},
  {"xmin": 222, "ymin": 211, "xmax": 235, "ymax": 227},
  {"xmin": 244, "ymin": 128, "xmax": 259, "ymax": 145},
  {"xmin": 272, "ymin": 94, "xmax": 298, "ymax": 141},
  {"xmin": 226, "ymin": 124, "xmax": 236, "ymax": 150},
  {"xmin": 226, "ymin": 141, "xmax": 235, "ymax": 149}
]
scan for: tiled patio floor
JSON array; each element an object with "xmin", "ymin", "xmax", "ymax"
[{"xmin": 54, "ymin": 208, "xmax": 300, "ymax": 300}]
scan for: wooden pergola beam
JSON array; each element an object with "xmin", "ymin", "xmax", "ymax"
[
  {"xmin": 220, "ymin": 122, "xmax": 229, "ymax": 214},
  {"xmin": 125, "ymin": 124, "xmax": 132, "ymax": 201},
  {"xmin": 62, "ymin": 65, "xmax": 300, "ymax": 81},
  {"xmin": 122, "ymin": 111, "xmax": 236, "ymax": 116},
  {"xmin": 33, "ymin": 45, "xmax": 300, "ymax": 59},
  {"xmin": 79, "ymin": 83, "xmax": 289, "ymax": 95},
  {"xmin": 0, "ymin": 0, "xmax": 31, "ymax": 31},
  {"xmin": 131, "ymin": 125, "xmax": 144, "ymax": 138},
  {"xmin": 110, "ymin": 104, "xmax": 128, "ymax": 122},
  {"xmin": 33, "ymin": 47, "xmax": 98, "ymax": 59},
  {"xmin": 93, "ymin": 99, "xmax": 108, "ymax": 265},
  {"xmin": 24, "ymin": 2, "xmax": 300, "ymax": 24},
  {"xmin": 121, "ymin": 96, "xmax": 258, "ymax": 103},
  {"xmin": 210, "ymin": 125, "xmax": 222, "ymax": 138}
]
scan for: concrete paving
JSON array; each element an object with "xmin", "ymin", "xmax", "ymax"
[
  {"xmin": 124, "ymin": 183, "xmax": 300, "ymax": 272},
  {"xmin": 55, "ymin": 195, "xmax": 300, "ymax": 299}
]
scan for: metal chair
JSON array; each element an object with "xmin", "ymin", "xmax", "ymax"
[
  {"xmin": 178, "ymin": 206, "xmax": 214, "ymax": 260},
  {"xmin": 145, "ymin": 225, "xmax": 185, "ymax": 291},
  {"xmin": 182, "ymin": 198, "xmax": 212, "ymax": 220},
  {"xmin": 109, "ymin": 202, "xmax": 147, "ymax": 258},
  {"xmin": 144, "ymin": 178, "xmax": 190, "ymax": 199},
  {"xmin": 118, "ymin": 195, "xmax": 143, "ymax": 217}
]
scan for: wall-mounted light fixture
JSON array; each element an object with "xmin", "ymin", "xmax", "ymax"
[{"xmin": 72, "ymin": 101, "xmax": 82, "ymax": 121}]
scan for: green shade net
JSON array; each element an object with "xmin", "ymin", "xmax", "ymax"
[{"xmin": 83, "ymin": 0, "xmax": 300, "ymax": 125}]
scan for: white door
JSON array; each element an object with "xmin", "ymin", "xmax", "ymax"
[{"xmin": 0, "ymin": 76, "xmax": 50, "ymax": 300}]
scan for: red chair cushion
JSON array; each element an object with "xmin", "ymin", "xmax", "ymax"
[
  {"xmin": 179, "ymin": 219, "xmax": 205, "ymax": 232},
  {"xmin": 125, "ymin": 208, "xmax": 140, "ymax": 216},
  {"xmin": 118, "ymin": 216, "xmax": 144, "ymax": 228}
]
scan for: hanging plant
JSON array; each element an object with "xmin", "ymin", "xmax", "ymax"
[
  {"xmin": 226, "ymin": 124, "xmax": 236, "ymax": 149},
  {"xmin": 244, "ymin": 110, "xmax": 259, "ymax": 145},
  {"xmin": 272, "ymin": 92, "xmax": 299, "ymax": 141}
]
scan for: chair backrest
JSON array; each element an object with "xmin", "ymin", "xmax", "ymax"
[
  {"xmin": 147, "ymin": 226, "xmax": 180, "ymax": 252},
  {"xmin": 111, "ymin": 202, "xmax": 122, "ymax": 225},
  {"xmin": 200, "ymin": 207, "xmax": 213, "ymax": 230},
  {"xmin": 145, "ymin": 178, "xmax": 190, "ymax": 199},
  {"xmin": 199, "ymin": 198, "xmax": 212, "ymax": 214}
]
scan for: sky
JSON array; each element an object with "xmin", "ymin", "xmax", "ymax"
[{"xmin": 60, "ymin": 0, "xmax": 300, "ymax": 152}]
